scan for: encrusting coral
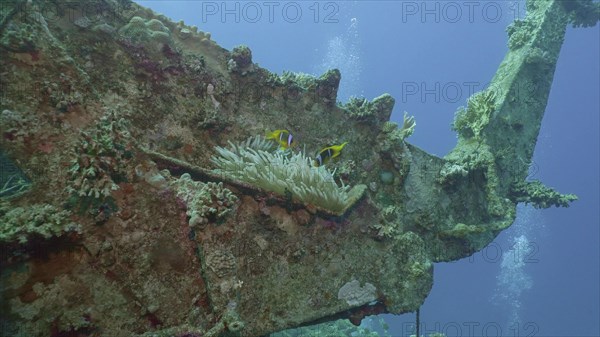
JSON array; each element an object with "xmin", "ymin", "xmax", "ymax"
[
  {"xmin": 118, "ymin": 16, "xmax": 172, "ymax": 49},
  {"xmin": 343, "ymin": 94, "xmax": 395, "ymax": 123},
  {"xmin": 228, "ymin": 45, "xmax": 254, "ymax": 74},
  {"xmin": 272, "ymin": 317, "xmax": 390, "ymax": 337},
  {"xmin": 379, "ymin": 111, "xmax": 416, "ymax": 154},
  {"xmin": 0, "ymin": 202, "xmax": 81, "ymax": 244},
  {"xmin": 0, "ymin": 0, "xmax": 589, "ymax": 335},
  {"xmin": 67, "ymin": 109, "xmax": 134, "ymax": 212},
  {"xmin": 381, "ymin": 111, "xmax": 416, "ymax": 142},
  {"xmin": 510, "ymin": 180, "xmax": 578, "ymax": 208},
  {"xmin": 371, "ymin": 205, "xmax": 402, "ymax": 238},
  {"xmin": 169, "ymin": 173, "xmax": 238, "ymax": 227},
  {"xmin": 452, "ymin": 89, "xmax": 497, "ymax": 139}
]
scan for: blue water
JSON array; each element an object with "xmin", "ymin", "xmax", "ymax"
[{"xmin": 140, "ymin": 1, "xmax": 599, "ymax": 336}]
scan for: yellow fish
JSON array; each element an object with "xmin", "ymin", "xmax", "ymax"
[
  {"xmin": 265, "ymin": 130, "xmax": 296, "ymax": 149},
  {"xmin": 314, "ymin": 142, "xmax": 348, "ymax": 167}
]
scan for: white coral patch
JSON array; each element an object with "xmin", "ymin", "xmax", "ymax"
[{"xmin": 337, "ymin": 279, "xmax": 377, "ymax": 306}]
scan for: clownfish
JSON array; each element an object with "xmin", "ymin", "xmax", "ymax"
[
  {"xmin": 265, "ymin": 129, "xmax": 296, "ymax": 150},
  {"xmin": 314, "ymin": 142, "xmax": 348, "ymax": 167}
]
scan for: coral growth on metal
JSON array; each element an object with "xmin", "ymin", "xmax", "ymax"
[{"xmin": 0, "ymin": 0, "xmax": 589, "ymax": 336}]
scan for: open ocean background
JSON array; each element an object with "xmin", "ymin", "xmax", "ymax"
[{"xmin": 138, "ymin": 1, "xmax": 600, "ymax": 336}]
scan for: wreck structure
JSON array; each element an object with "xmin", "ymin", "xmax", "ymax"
[{"xmin": 0, "ymin": 0, "xmax": 597, "ymax": 336}]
